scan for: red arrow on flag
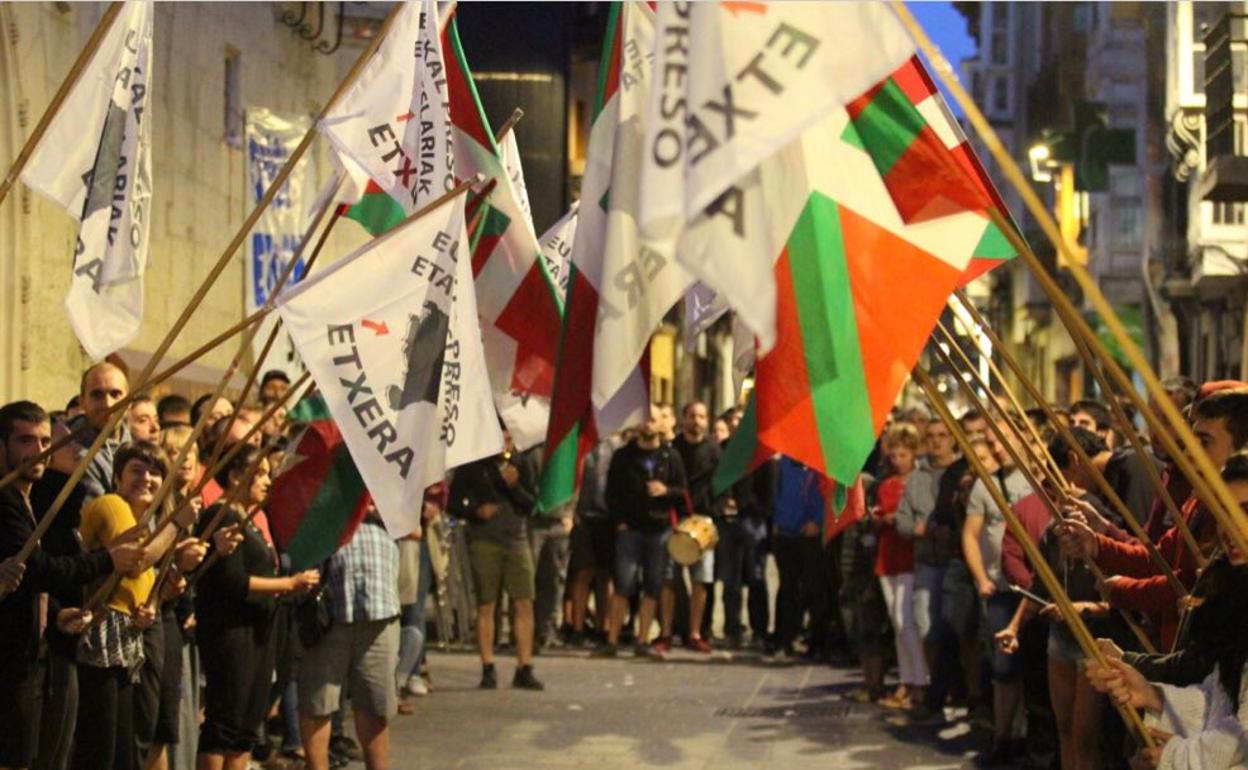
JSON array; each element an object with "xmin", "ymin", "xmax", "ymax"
[
  {"xmin": 361, "ymin": 319, "xmax": 389, "ymax": 336},
  {"xmin": 722, "ymin": 1, "xmax": 767, "ymax": 16},
  {"xmin": 396, "ymin": 111, "xmax": 415, "ymax": 123}
]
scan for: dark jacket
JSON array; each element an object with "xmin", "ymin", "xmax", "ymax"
[
  {"xmin": 448, "ymin": 455, "xmax": 533, "ymax": 545},
  {"xmin": 0, "ymin": 486, "xmax": 113, "ymax": 663},
  {"xmin": 29, "ymin": 469, "xmax": 93, "ymax": 659},
  {"xmin": 194, "ymin": 504, "xmax": 279, "ymax": 640},
  {"xmin": 605, "ymin": 440, "xmax": 687, "ymax": 533},
  {"xmin": 672, "ymin": 434, "xmax": 721, "ymax": 517}
]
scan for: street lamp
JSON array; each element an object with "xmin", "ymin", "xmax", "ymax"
[{"xmin": 1029, "ymin": 143, "xmax": 1055, "ymax": 183}]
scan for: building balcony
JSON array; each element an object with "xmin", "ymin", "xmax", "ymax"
[{"xmin": 1197, "ymin": 154, "xmax": 1248, "ymax": 201}]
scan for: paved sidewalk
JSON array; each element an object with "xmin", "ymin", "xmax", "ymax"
[{"xmin": 386, "ymin": 649, "xmax": 988, "ymax": 770}]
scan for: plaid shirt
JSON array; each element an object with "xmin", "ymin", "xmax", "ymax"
[{"xmin": 326, "ymin": 517, "xmax": 400, "ymax": 623}]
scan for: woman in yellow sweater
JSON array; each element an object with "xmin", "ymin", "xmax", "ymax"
[{"xmin": 71, "ymin": 441, "xmax": 197, "ymax": 770}]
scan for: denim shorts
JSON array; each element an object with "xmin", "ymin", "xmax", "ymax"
[
  {"xmin": 614, "ymin": 528, "xmax": 670, "ymax": 599},
  {"xmin": 1046, "ymin": 623, "xmax": 1084, "ymax": 664},
  {"xmin": 665, "ymin": 542, "xmax": 715, "ymax": 584}
]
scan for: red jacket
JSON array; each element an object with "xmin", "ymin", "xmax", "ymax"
[
  {"xmin": 1000, "ymin": 493, "xmax": 1054, "ymax": 591},
  {"xmin": 1093, "ymin": 495, "xmax": 1213, "ymax": 650}
]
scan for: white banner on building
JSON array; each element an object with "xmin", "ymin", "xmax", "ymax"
[{"xmin": 245, "ymin": 108, "xmax": 313, "ymax": 380}]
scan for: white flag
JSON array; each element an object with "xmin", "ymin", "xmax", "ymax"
[
  {"xmin": 639, "ymin": 2, "xmax": 914, "ymax": 225},
  {"xmin": 636, "ymin": 3, "xmax": 914, "ymax": 356},
  {"xmin": 276, "ymin": 194, "xmax": 501, "ymax": 534},
  {"xmin": 538, "ymin": 202, "xmax": 577, "ymax": 304},
  {"xmin": 320, "ymin": 0, "xmax": 454, "ymax": 216},
  {"xmin": 499, "ymin": 130, "xmax": 533, "ymax": 225},
  {"xmin": 23, "ymin": 1, "xmax": 154, "ymax": 360},
  {"xmin": 584, "ymin": 3, "xmax": 694, "ymax": 412}
]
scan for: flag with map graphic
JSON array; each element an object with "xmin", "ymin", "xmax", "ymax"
[{"xmin": 276, "ymin": 193, "xmax": 500, "ymax": 534}]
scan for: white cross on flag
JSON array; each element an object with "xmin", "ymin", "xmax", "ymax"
[
  {"xmin": 275, "ymin": 194, "xmax": 501, "ymax": 535},
  {"xmin": 22, "ymin": 1, "xmax": 154, "ymax": 360}
]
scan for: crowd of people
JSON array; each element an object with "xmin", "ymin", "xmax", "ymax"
[{"xmin": 1, "ymin": 360, "xmax": 1247, "ymax": 770}]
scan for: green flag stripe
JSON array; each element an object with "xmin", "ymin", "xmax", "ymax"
[
  {"xmin": 973, "ymin": 220, "xmax": 1016, "ymax": 260},
  {"xmin": 347, "ymin": 192, "xmax": 406, "ymax": 237},
  {"xmin": 789, "ymin": 196, "xmax": 875, "ymax": 483},
  {"xmin": 285, "ymin": 447, "xmax": 368, "ymax": 569},
  {"xmin": 851, "ymin": 78, "xmax": 926, "ymax": 177},
  {"xmin": 537, "ymin": 427, "xmax": 579, "ymax": 513},
  {"xmin": 712, "ymin": 395, "xmax": 759, "ymax": 495}
]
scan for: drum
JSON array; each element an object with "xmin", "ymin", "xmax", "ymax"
[{"xmin": 666, "ymin": 515, "xmax": 719, "ymax": 566}]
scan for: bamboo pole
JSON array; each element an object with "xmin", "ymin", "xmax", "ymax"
[
  {"xmin": 913, "ymin": 366, "xmax": 1157, "ymax": 750},
  {"xmin": 1063, "ymin": 313, "xmax": 1208, "ymax": 567},
  {"xmin": 892, "ymin": 0, "xmax": 1248, "ymax": 560},
  {"xmin": 0, "ymin": 306, "xmax": 266, "ymax": 494},
  {"xmin": 92, "ymin": 372, "xmax": 310, "ymax": 613},
  {"xmin": 944, "ymin": 299, "xmax": 1190, "ymax": 595},
  {"xmin": 0, "ymin": 4, "xmax": 406, "ymax": 585},
  {"xmin": 930, "ymin": 343, "xmax": 1158, "ymax": 653},
  {"xmin": 0, "ymin": 2, "xmax": 125, "ymax": 208},
  {"xmin": 937, "ymin": 321, "xmax": 1070, "ymax": 493}
]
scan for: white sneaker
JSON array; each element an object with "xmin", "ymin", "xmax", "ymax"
[{"xmin": 406, "ymin": 675, "xmax": 429, "ymax": 696}]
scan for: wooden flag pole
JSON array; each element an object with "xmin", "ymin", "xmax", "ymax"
[
  {"xmin": 89, "ymin": 372, "xmax": 310, "ymax": 612},
  {"xmin": 0, "ymin": 3, "xmax": 406, "ymax": 582},
  {"xmin": 913, "ymin": 366, "xmax": 1157, "ymax": 750},
  {"xmin": 195, "ymin": 178, "xmax": 343, "ymax": 484},
  {"xmin": 0, "ymin": 306, "xmax": 266, "ymax": 494},
  {"xmin": 938, "ymin": 311, "xmax": 1191, "ymax": 594},
  {"xmin": 495, "ymin": 108, "xmax": 525, "ymax": 143},
  {"xmin": 149, "ymin": 380, "xmax": 310, "ymax": 608},
  {"xmin": 1063, "ymin": 311, "xmax": 1209, "ymax": 566},
  {"xmin": 930, "ymin": 343, "xmax": 1159, "ymax": 653},
  {"xmin": 935, "ymin": 321, "xmax": 1070, "ymax": 493},
  {"xmin": 893, "ymin": 0, "xmax": 1248, "ymax": 560},
  {"xmin": 0, "ymin": 2, "xmax": 125, "ymax": 209}
]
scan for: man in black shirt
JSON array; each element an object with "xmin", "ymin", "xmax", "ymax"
[
  {"xmin": 0, "ymin": 401, "xmax": 144, "ymax": 770},
  {"xmin": 662, "ymin": 402, "xmax": 720, "ymax": 654},
  {"xmin": 596, "ymin": 405, "xmax": 687, "ymax": 657},
  {"xmin": 449, "ymin": 434, "xmax": 543, "ymax": 691}
]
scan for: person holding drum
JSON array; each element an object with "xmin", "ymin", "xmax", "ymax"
[
  {"xmin": 661, "ymin": 402, "xmax": 722, "ymax": 655},
  {"xmin": 595, "ymin": 405, "xmax": 688, "ymax": 658}
]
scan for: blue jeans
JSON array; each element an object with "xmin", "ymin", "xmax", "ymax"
[
  {"xmin": 614, "ymin": 528, "xmax": 670, "ymax": 599},
  {"xmin": 715, "ymin": 517, "xmax": 769, "ymax": 638},
  {"xmin": 396, "ymin": 538, "xmax": 433, "ymax": 686},
  {"xmin": 914, "ymin": 562, "xmax": 947, "ymax": 644}
]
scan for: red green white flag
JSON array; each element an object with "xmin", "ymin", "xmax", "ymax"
[
  {"xmin": 442, "ymin": 15, "xmax": 563, "ymax": 449},
  {"xmin": 719, "ymin": 109, "xmax": 988, "ymax": 493},
  {"xmin": 269, "ymin": 394, "xmax": 371, "ymax": 570},
  {"xmin": 846, "ymin": 55, "xmax": 1018, "ymax": 284}
]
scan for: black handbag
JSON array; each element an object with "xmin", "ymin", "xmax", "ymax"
[{"xmin": 296, "ymin": 561, "xmax": 333, "ymax": 648}]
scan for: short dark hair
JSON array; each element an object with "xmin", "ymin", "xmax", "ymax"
[
  {"xmin": 112, "ymin": 440, "xmax": 170, "ymax": 487},
  {"xmin": 958, "ymin": 408, "xmax": 985, "ymax": 426},
  {"xmin": 1047, "ymin": 426, "xmax": 1108, "ymax": 471},
  {"xmin": 0, "ymin": 401, "xmax": 49, "ymax": 443},
  {"xmin": 190, "ymin": 394, "xmax": 217, "ymax": 427},
  {"xmin": 65, "ymin": 395, "xmax": 80, "ymax": 412},
  {"xmin": 157, "ymin": 394, "xmax": 191, "ymax": 424},
  {"xmin": 1191, "ymin": 390, "xmax": 1248, "ymax": 450},
  {"xmin": 131, "ymin": 394, "xmax": 152, "ymax": 407},
  {"xmin": 1070, "ymin": 399, "xmax": 1112, "ymax": 431},
  {"xmin": 1222, "ymin": 451, "xmax": 1248, "ymax": 485},
  {"xmin": 214, "ymin": 443, "xmax": 261, "ymax": 491},
  {"xmin": 261, "ymin": 370, "xmax": 290, "ymax": 388}
]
